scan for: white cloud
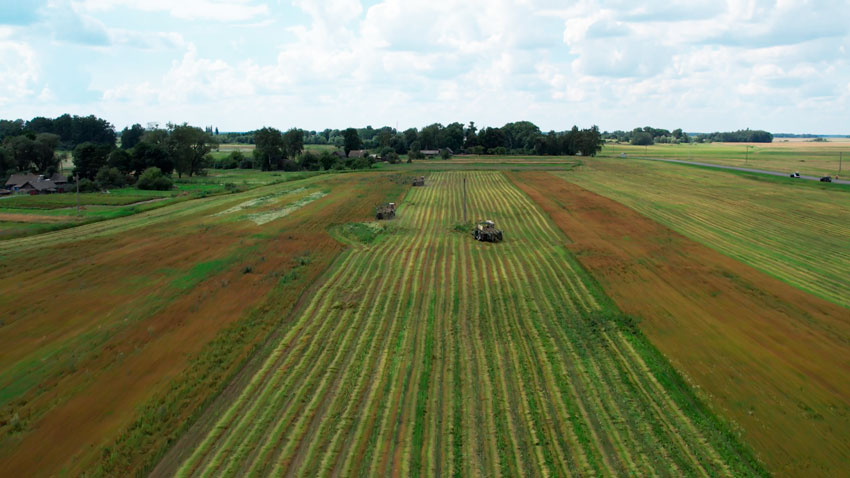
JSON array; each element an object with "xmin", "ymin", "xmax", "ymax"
[
  {"xmin": 47, "ymin": 0, "xmax": 111, "ymax": 45},
  {"xmin": 73, "ymin": 0, "xmax": 269, "ymax": 22},
  {"xmin": 103, "ymin": 44, "xmax": 255, "ymax": 103},
  {"xmin": 4, "ymin": 0, "xmax": 848, "ymax": 133},
  {"xmin": 0, "ymin": 40, "xmax": 38, "ymax": 106},
  {"xmin": 109, "ymin": 30, "xmax": 185, "ymax": 50}
]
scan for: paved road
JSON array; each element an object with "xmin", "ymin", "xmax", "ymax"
[{"xmin": 632, "ymin": 156, "xmax": 850, "ymax": 185}]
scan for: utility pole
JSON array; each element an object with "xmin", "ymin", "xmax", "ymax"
[
  {"xmin": 745, "ymin": 145, "xmax": 749, "ymax": 164},
  {"xmin": 463, "ymin": 176, "xmax": 467, "ymax": 223},
  {"xmin": 75, "ymin": 173, "xmax": 80, "ymax": 217}
]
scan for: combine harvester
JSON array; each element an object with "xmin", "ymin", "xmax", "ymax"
[
  {"xmin": 472, "ymin": 220, "xmax": 503, "ymax": 242},
  {"xmin": 375, "ymin": 202, "xmax": 396, "ymax": 220}
]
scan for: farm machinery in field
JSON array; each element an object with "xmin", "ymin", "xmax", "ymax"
[
  {"xmin": 375, "ymin": 202, "xmax": 396, "ymax": 220},
  {"xmin": 473, "ymin": 220, "xmax": 503, "ymax": 242}
]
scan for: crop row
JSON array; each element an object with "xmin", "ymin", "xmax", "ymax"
[{"xmin": 172, "ymin": 171, "xmax": 765, "ymax": 477}]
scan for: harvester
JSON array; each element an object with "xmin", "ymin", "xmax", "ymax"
[
  {"xmin": 473, "ymin": 220, "xmax": 503, "ymax": 242},
  {"xmin": 412, "ymin": 176, "xmax": 425, "ymax": 186},
  {"xmin": 376, "ymin": 202, "xmax": 396, "ymax": 220}
]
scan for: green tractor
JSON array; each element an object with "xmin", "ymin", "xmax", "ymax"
[{"xmin": 473, "ymin": 220, "xmax": 503, "ymax": 242}]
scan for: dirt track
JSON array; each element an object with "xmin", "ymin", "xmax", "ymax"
[{"xmin": 509, "ymin": 171, "xmax": 850, "ymax": 478}]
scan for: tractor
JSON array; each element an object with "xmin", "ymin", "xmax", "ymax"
[
  {"xmin": 412, "ymin": 176, "xmax": 425, "ymax": 186},
  {"xmin": 473, "ymin": 220, "xmax": 503, "ymax": 242},
  {"xmin": 376, "ymin": 202, "xmax": 396, "ymax": 220}
]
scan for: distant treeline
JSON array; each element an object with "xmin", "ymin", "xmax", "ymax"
[
  {"xmin": 774, "ymin": 133, "xmax": 850, "ymax": 138},
  {"xmin": 0, "ymin": 115, "xmax": 116, "ymax": 149},
  {"xmin": 1, "ymin": 114, "xmax": 603, "ymax": 186},
  {"xmin": 218, "ymin": 121, "xmax": 604, "ymax": 157},
  {"xmin": 603, "ymin": 127, "xmax": 774, "ymax": 144}
]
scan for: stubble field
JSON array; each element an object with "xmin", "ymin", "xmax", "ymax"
[
  {"xmin": 2, "ymin": 154, "xmax": 848, "ymax": 478},
  {"xmin": 160, "ymin": 171, "xmax": 764, "ymax": 477}
]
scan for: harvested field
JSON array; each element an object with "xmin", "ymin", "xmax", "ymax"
[
  {"xmin": 601, "ymin": 140, "xmax": 849, "ymax": 178},
  {"xmin": 162, "ymin": 171, "xmax": 765, "ymax": 477},
  {"xmin": 0, "ymin": 212, "xmax": 80, "ymax": 223},
  {"xmin": 0, "ymin": 173, "xmax": 407, "ymax": 477},
  {"xmin": 510, "ymin": 171, "xmax": 850, "ymax": 477},
  {"xmin": 560, "ymin": 158, "xmax": 850, "ymax": 308}
]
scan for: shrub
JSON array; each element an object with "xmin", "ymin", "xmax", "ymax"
[
  {"xmin": 136, "ymin": 167, "xmax": 173, "ymax": 190},
  {"xmin": 351, "ymin": 157, "xmax": 372, "ymax": 170},
  {"xmin": 216, "ymin": 153, "xmax": 240, "ymax": 169},
  {"xmin": 239, "ymin": 157, "xmax": 254, "ymax": 169},
  {"xmin": 297, "ymin": 151, "xmax": 320, "ymax": 171},
  {"xmin": 77, "ymin": 177, "xmax": 99, "ymax": 192},
  {"xmin": 95, "ymin": 166, "xmax": 127, "ymax": 189},
  {"xmin": 319, "ymin": 151, "xmax": 336, "ymax": 170}
]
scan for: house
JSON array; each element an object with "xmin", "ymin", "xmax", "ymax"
[
  {"xmin": 348, "ymin": 149, "xmax": 367, "ymax": 158},
  {"xmin": 4, "ymin": 173, "xmax": 71, "ymax": 194},
  {"xmin": 420, "ymin": 148, "xmax": 452, "ymax": 158}
]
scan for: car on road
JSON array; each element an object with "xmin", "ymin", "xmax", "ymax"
[
  {"xmin": 820, "ymin": 176, "xmax": 833, "ymax": 182},
  {"xmin": 790, "ymin": 172, "xmax": 801, "ymax": 178}
]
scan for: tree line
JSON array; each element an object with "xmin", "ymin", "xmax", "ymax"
[
  {"xmin": 0, "ymin": 114, "xmax": 118, "ymax": 183},
  {"xmin": 2, "ymin": 114, "xmax": 608, "ymax": 190},
  {"xmin": 210, "ymin": 121, "xmax": 604, "ymax": 158},
  {"xmin": 603, "ymin": 127, "xmax": 774, "ymax": 145}
]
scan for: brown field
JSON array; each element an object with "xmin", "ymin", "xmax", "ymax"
[
  {"xmin": 0, "ymin": 212, "xmax": 81, "ymax": 223},
  {"xmin": 509, "ymin": 171, "xmax": 850, "ymax": 477},
  {"xmin": 0, "ymin": 173, "xmax": 407, "ymax": 477}
]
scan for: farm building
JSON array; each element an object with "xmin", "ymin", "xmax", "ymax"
[
  {"xmin": 420, "ymin": 148, "xmax": 452, "ymax": 158},
  {"xmin": 348, "ymin": 149, "xmax": 367, "ymax": 158},
  {"xmin": 4, "ymin": 173, "xmax": 71, "ymax": 194}
]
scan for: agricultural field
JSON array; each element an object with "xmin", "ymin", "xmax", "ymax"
[
  {"xmin": 0, "ymin": 169, "xmax": 312, "ymax": 240},
  {"xmin": 510, "ymin": 171, "xmax": 850, "ymax": 477},
  {"xmin": 600, "ymin": 140, "xmax": 849, "ymax": 178},
  {"xmin": 561, "ymin": 157, "xmax": 850, "ymax": 309},
  {"xmin": 381, "ymin": 156, "xmax": 581, "ymax": 171},
  {"xmin": 0, "ymin": 172, "xmax": 406, "ymax": 477},
  {"xmin": 157, "ymin": 171, "xmax": 764, "ymax": 477},
  {"xmin": 3, "ymin": 156, "xmax": 848, "ymax": 478}
]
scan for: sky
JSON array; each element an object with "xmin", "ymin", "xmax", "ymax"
[{"xmin": 1, "ymin": 0, "xmax": 848, "ymax": 133}]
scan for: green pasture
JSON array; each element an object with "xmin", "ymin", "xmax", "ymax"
[
  {"xmin": 564, "ymin": 157, "xmax": 850, "ymax": 308},
  {"xmin": 600, "ymin": 141, "xmax": 849, "ymax": 178}
]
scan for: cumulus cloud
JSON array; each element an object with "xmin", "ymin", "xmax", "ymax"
[
  {"xmin": 4, "ymin": 0, "xmax": 849, "ymax": 132},
  {"xmin": 0, "ymin": 40, "xmax": 39, "ymax": 105},
  {"xmin": 46, "ymin": 0, "xmax": 111, "ymax": 45},
  {"xmin": 75, "ymin": 0, "xmax": 270, "ymax": 22}
]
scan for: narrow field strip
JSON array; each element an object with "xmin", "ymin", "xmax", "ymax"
[{"xmin": 169, "ymin": 171, "xmax": 768, "ymax": 477}]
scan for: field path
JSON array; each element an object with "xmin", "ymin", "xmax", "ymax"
[{"xmin": 164, "ymin": 171, "xmax": 767, "ymax": 477}]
